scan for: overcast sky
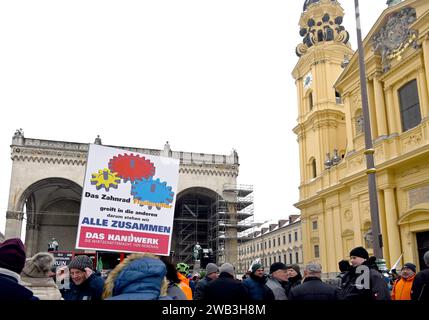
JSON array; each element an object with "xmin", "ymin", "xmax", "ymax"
[{"xmin": 0, "ymin": 1, "xmax": 388, "ymax": 235}]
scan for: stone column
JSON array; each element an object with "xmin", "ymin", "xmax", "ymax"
[
  {"xmin": 318, "ymin": 211, "xmax": 328, "ymax": 272},
  {"xmin": 332, "ymin": 206, "xmax": 344, "ymax": 260},
  {"xmin": 373, "ymin": 77, "xmax": 388, "ymax": 137},
  {"xmin": 367, "ymin": 79, "xmax": 379, "ymax": 138},
  {"xmin": 422, "ymin": 35, "xmax": 429, "ymax": 111},
  {"xmin": 418, "ymin": 69, "xmax": 429, "ymax": 118},
  {"xmin": 5, "ymin": 211, "xmax": 23, "ymax": 239},
  {"xmin": 383, "ymin": 187, "xmax": 402, "ymax": 266},
  {"xmin": 351, "ymin": 197, "xmax": 362, "ymax": 247},
  {"xmin": 377, "ymin": 190, "xmax": 391, "ymax": 266},
  {"xmin": 303, "ymin": 217, "xmax": 312, "ymax": 264},
  {"xmin": 324, "ymin": 207, "xmax": 336, "ymax": 274},
  {"xmin": 385, "ymin": 86, "xmax": 399, "ymax": 134}
]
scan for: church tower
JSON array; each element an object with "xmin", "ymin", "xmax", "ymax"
[
  {"xmin": 292, "ymin": 0, "xmax": 354, "ymax": 266},
  {"xmin": 293, "ymin": 0, "xmax": 353, "ymax": 185}
]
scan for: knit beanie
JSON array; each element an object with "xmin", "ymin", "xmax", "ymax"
[
  {"xmin": 402, "ymin": 263, "xmax": 416, "ymax": 273},
  {"xmin": 349, "ymin": 246, "xmax": 369, "ymax": 260},
  {"xmin": 287, "ymin": 264, "xmax": 301, "ymax": 274},
  {"xmin": 206, "ymin": 263, "xmax": 218, "ymax": 275},
  {"xmin": 0, "ymin": 238, "xmax": 26, "ymax": 274},
  {"xmin": 251, "ymin": 263, "xmax": 263, "ymax": 273},
  {"xmin": 269, "ymin": 262, "xmax": 287, "ymax": 274},
  {"xmin": 219, "ymin": 263, "xmax": 235, "ymax": 276},
  {"xmin": 22, "ymin": 252, "xmax": 55, "ymax": 278},
  {"xmin": 68, "ymin": 255, "xmax": 93, "ymax": 271}
]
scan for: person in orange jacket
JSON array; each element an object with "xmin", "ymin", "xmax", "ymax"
[
  {"xmin": 176, "ymin": 263, "xmax": 193, "ymax": 300},
  {"xmin": 391, "ymin": 263, "xmax": 416, "ymax": 300}
]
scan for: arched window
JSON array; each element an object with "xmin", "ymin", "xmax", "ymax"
[
  {"xmin": 398, "ymin": 79, "xmax": 421, "ymax": 131},
  {"xmin": 335, "ymin": 91, "xmax": 342, "ymax": 104},
  {"xmin": 309, "ymin": 92, "xmax": 314, "ymax": 111},
  {"xmin": 311, "ymin": 158, "xmax": 317, "ymax": 178}
]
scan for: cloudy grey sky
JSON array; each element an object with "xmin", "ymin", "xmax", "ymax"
[{"xmin": 0, "ymin": 1, "xmax": 388, "ymax": 235}]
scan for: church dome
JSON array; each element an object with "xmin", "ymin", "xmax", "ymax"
[{"xmin": 303, "ymin": 0, "xmax": 336, "ymax": 11}]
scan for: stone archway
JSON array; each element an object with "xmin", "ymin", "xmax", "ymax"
[
  {"xmin": 19, "ymin": 178, "xmax": 82, "ymax": 255},
  {"xmin": 172, "ymin": 187, "xmax": 221, "ymax": 265}
]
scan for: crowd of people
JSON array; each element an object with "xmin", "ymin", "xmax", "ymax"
[{"xmin": 1, "ymin": 237, "xmax": 428, "ymax": 301}]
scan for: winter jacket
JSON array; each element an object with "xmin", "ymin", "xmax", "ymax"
[
  {"xmin": 265, "ymin": 276, "xmax": 288, "ymax": 300},
  {"xmin": 391, "ymin": 275, "xmax": 415, "ymax": 300},
  {"xmin": 338, "ymin": 259, "xmax": 390, "ymax": 301},
  {"xmin": 177, "ymin": 272, "xmax": 193, "ymax": 300},
  {"xmin": 103, "ymin": 255, "xmax": 171, "ymax": 300},
  {"xmin": 61, "ymin": 273, "xmax": 105, "ymax": 300},
  {"xmin": 194, "ymin": 276, "xmax": 214, "ymax": 300},
  {"xmin": 0, "ymin": 268, "xmax": 39, "ymax": 300},
  {"xmin": 411, "ymin": 268, "xmax": 429, "ymax": 301},
  {"xmin": 243, "ymin": 274, "xmax": 275, "ymax": 301},
  {"xmin": 167, "ymin": 282, "xmax": 187, "ymax": 300},
  {"xmin": 203, "ymin": 272, "xmax": 251, "ymax": 302},
  {"xmin": 288, "ymin": 277, "xmax": 338, "ymax": 300},
  {"xmin": 21, "ymin": 275, "xmax": 62, "ymax": 300},
  {"xmin": 284, "ymin": 274, "xmax": 303, "ymax": 297}
]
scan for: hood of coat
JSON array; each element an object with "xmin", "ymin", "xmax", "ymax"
[
  {"xmin": 103, "ymin": 253, "xmax": 168, "ymax": 299},
  {"xmin": 20, "ymin": 275, "xmax": 57, "ymax": 288}
]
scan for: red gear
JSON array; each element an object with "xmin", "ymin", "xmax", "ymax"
[{"xmin": 108, "ymin": 154, "xmax": 156, "ymax": 182}]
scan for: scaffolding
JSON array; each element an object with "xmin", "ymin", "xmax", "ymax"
[
  {"xmin": 174, "ymin": 197, "xmax": 211, "ymax": 265},
  {"xmin": 209, "ymin": 184, "xmax": 255, "ymax": 265}
]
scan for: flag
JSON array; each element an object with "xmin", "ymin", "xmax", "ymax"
[
  {"xmin": 248, "ymin": 258, "xmax": 261, "ymax": 272},
  {"xmin": 391, "ymin": 254, "xmax": 403, "ymax": 271}
]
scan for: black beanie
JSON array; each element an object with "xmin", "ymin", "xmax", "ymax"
[
  {"xmin": 349, "ymin": 246, "xmax": 369, "ymax": 260},
  {"xmin": 269, "ymin": 262, "xmax": 287, "ymax": 274},
  {"xmin": 338, "ymin": 260, "xmax": 351, "ymax": 272},
  {"xmin": 402, "ymin": 263, "xmax": 416, "ymax": 273}
]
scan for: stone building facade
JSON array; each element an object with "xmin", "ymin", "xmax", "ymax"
[
  {"xmin": 237, "ymin": 215, "xmax": 303, "ymax": 274},
  {"xmin": 4, "ymin": 131, "xmax": 253, "ymax": 266}
]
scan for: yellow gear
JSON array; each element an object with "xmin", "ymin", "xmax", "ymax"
[{"xmin": 90, "ymin": 168, "xmax": 121, "ymax": 191}]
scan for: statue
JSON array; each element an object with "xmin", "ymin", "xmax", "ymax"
[
  {"xmin": 14, "ymin": 128, "xmax": 24, "ymax": 137},
  {"xmin": 48, "ymin": 238, "xmax": 59, "ymax": 252},
  {"xmin": 193, "ymin": 242, "xmax": 202, "ymax": 261}
]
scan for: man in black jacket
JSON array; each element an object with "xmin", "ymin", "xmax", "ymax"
[
  {"xmin": 288, "ymin": 263, "xmax": 337, "ymax": 300},
  {"xmin": 203, "ymin": 263, "xmax": 250, "ymax": 302},
  {"xmin": 411, "ymin": 251, "xmax": 429, "ymax": 301},
  {"xmin": 194, "ymin": 263, "xmax": 218, "ymax": 300},
  {"xmin": 339, "ymin": 246, "xmax": 390, "ymax": 300}
]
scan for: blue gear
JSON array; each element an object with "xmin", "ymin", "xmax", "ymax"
[{"xmin": 131, "ymin": 177, "xmax": 174, "ymax": 205}]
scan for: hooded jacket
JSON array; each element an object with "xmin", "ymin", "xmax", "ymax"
[
  {"xmin": 103, "ymin": 253, "xmax": 171, "ymax": 300},
  {"xmin": 339, "ymin": 257, "xmax": 390, "ymax": 300},
  {"xmin": 20, "ymin": 252, "xmax": 62, "ymax": 300}
]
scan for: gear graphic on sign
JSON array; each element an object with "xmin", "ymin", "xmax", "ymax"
[
  {"xmin": 108, "ymin": 153, "xmax": 156, "ymax": 182},
  {"xmin": 131, "ymin": 177, "xmax": 174, "ymax": 209},
  {"xmin": 90, "ymin": 168, "xmax": 121, "ymax": 191}
]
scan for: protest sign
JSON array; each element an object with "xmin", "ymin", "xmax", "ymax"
[{"xmin": 76, "ymin": 144, "xmax": 179, "ymax": 255}]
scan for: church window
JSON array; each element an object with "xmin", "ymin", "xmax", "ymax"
[
  {"xmin": 311, "ymin": 158, "xmax": 317, "ymax": 178},
  {"xmin": 398, "ymin": 80, "xmax": 421, "ymax": 132}
]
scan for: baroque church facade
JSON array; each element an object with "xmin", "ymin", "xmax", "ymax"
[{"xmin": 294, "ymin": 0, "xmax": 429, "ymax": 275}]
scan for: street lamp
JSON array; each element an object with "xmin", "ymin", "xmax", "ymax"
[{"xmin": 353, "ymin": 0, "xmax": 383, "ymax": 259}]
